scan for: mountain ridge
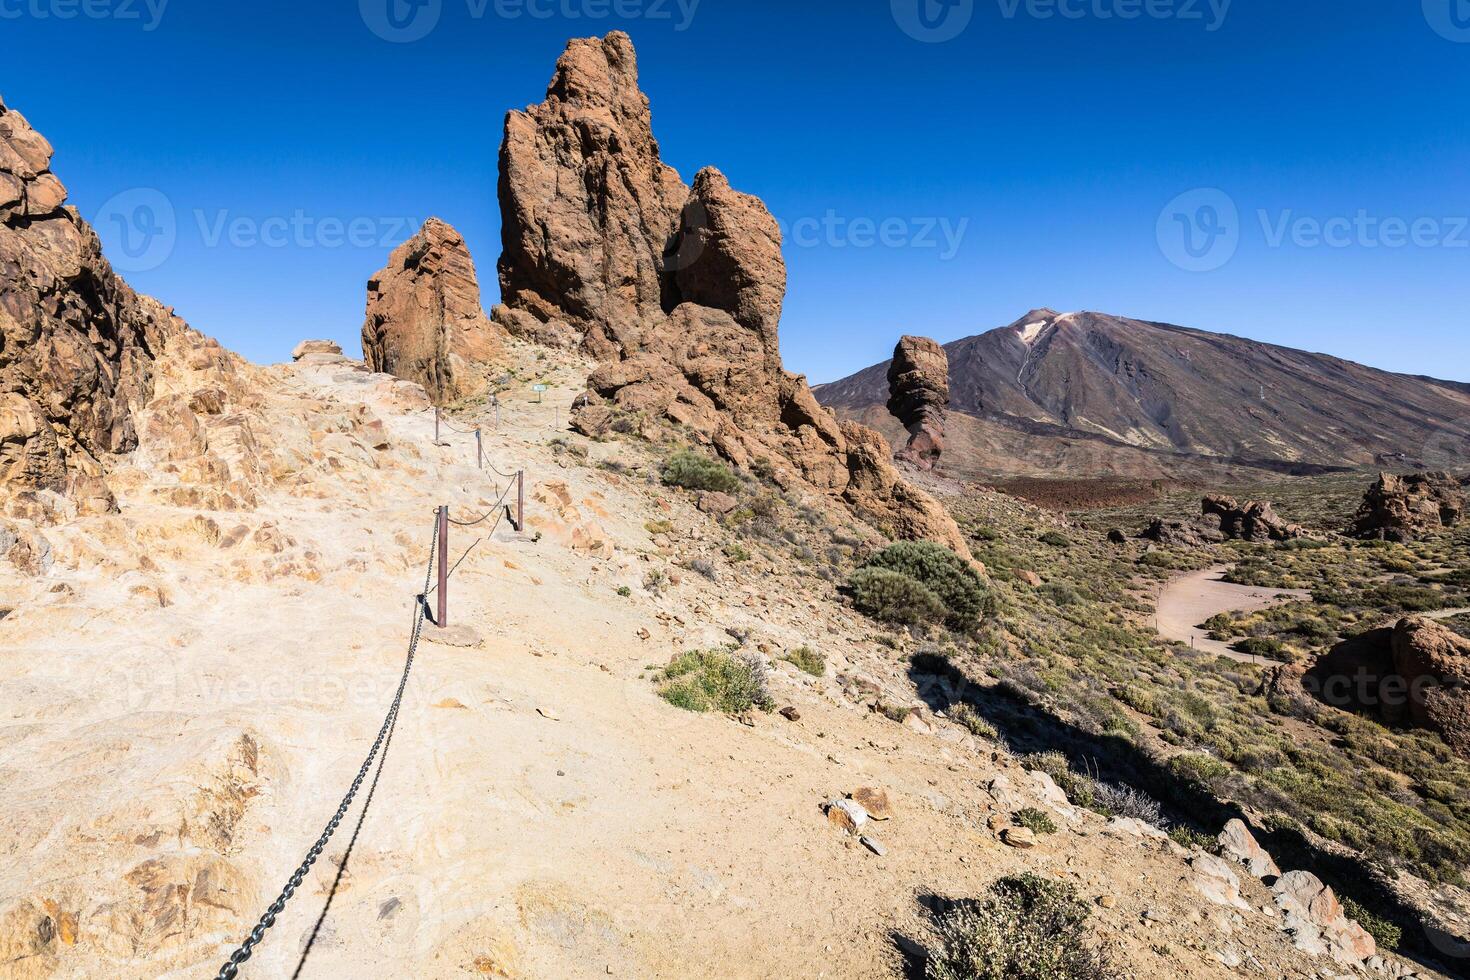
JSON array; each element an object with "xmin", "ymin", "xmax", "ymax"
[{"xmin": 815, "ymin": 309, "xmax": 1470, "ymax": 478}]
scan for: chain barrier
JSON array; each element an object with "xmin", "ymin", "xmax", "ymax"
[{"xmin": 213, "ymin": 517, "xmax": 441, "ymax": 979}]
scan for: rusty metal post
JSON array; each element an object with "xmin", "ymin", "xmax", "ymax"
[
  {"xmin": 436, "ymin": 505, "xmax": 448, "ymax": 628},
  {"xmin": 476, "ymin": 428, "xmax": 482, "ymax": 469},
  {"xmin": 434, "ymin": 406, "xmax": 441, "ymax": 444},
  {"xmin": 516, "ymin": 470, "xmax": 525, "ymax": 532}
]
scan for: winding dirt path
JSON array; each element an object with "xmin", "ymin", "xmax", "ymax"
[{"xmin": 1155, "ymin": 565, "xmax": 1312, "ymax": 664}]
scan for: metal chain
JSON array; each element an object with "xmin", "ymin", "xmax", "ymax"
[
  {"xmin": 448, "ymin": 483, "xmax": 514, "ymax": 527},
  {"xmin": 213, "ymin": 516, "xmax": 439, "ymax": 980}
]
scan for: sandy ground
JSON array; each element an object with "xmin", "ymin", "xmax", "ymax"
[
  {"xmin": 0, "ymin": 350, "xmax": 1398, "ymax": 979},
  {"xmin": 1155, "ymin": 566, "xmax": 1312, "ymax": 663}
]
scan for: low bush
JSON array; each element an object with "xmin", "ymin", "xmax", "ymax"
[
  {"xmin": 926, "ymin": 874, "xmax": 1111, "ymax": 980},
  {"xmin": 849, "ymin": 567, "xmax": 946, "ymax": 625},
  {"xmin": 1039, "ymin": 531, "xmax": 1072, "ymax": 548},
  {"xmin": 1014, "ymin": 807, "xmax": 1057, "ymax": 835},
  {"xmin": 657, "ymin": 648, "xmax": 773, "ymax": 714},
  {"xmin": 781, "ymin": 646, "xmax": 825, "ymax": 677},
  {"xmin": 1090, "ymin": 782, "xmax": 1164, "ymax": 825},
  {"xmin": 949, "ymin": 702, "xmax": 998, "ymax": 740},
  {"xmin": 1340, "ymin": 897, "xmax": 1402, "ymax": 951},
  {"xmin": 660, "ymin": 449, "xmax": 741, "ymax": 493},
  {"xmin": 862, "ymin": 541, "xmax": 989, "ymax": 630}
]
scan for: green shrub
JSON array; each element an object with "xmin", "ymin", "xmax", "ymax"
[
  {"xmin": 1168, "ymin": 753, "xmax": 1231, "ymax": 790},
  {"xmin": 1340, "ymin": 897, "xmax": 1402, "ymax": 951},
  {"xmin": 657, "ymin": 648, "xmax": 773, "ymax": 714},
  {"xmin": 863, "ymin": 541, "xmax": 989, "ymax": 630},
  {"xmin": 926, "ymin": 874, "xmax": 1111, "ymax": 980},
  {"xmin": 1014, "ymin": 807, "xmax": 1057, "ymax": 835},
  {"xmin": 722, "ymin": 542, "xmax": 751, "ymax": 562},
  {"xmin": 1039, "ymin": 531, "xmax": 1072, "ymax": 548},
  {"xmin": 849, "ymin": 567, "xmax": 946, "ymax": 625},
  {"xmin": 1233, "ymin": 637, "xmax": 1288, "ymax": 660},
  {"xmin": 1168, "ymin": 825, "xmax": 1215, "ymax": 851},
  {"xmin": 781, "ymin": 646, "xmax": 825, "ymax": 677},
  {"xmin": 950, "ymin": 703, "xmax": 998, "ymax": 740},
  {"xmin": 660, "ymin": 449, "xmax": 740, "ymax": 493},
  {"xmin": 879, "ymin": 701, "xmax": 913, "ymax": 723}
]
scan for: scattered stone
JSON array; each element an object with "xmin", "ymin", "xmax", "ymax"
[
  {"xmin": 987, "ymin": 813, "xmax": 1008, "ymax": 833},
  {"xmin": 779, "ymin": 706, "xmax": 801, "ymax": 722},
  {"xmin": 1107, "ymin": 528, "xmax": 1128, "ymax": 545},
  {"xmin": 1001, "ymin": 826, "xmax": 1036, "ymax": 849},
  {"xmin": 1218, "ymin": 818, "xmax": 1281, "ymax": 879},
  {"xmin": 859, "ymin": 835, "xmax": 886, "ymax": 857},
  {"xmin": 1017, "ymin": 570, "xmax": 1043, "ymax": 587},
  {"xmin": 1097, "ymin": 895, "xmax": 1117, "ymax": 909},
  {"xmin": 1189, "ymin": 852, "xmax": 1250, "ymax": 910},
  {"xmin": 850, "ymin": 786, "xmax": 892, "ymax": 821},
  {"xmin": 1104, "ymin": 817, "xmax": 1168, "ymax": 841},
  {"xmin": 825, "ymin": 798, "xmax": 868, "ymax": 836},
  {"xmin": 696, "ymin": 491, "xmax": 738, "ymax": 516}
]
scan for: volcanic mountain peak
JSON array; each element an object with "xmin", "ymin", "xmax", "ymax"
[{"xmin": 817, "ymin": 308, "xmax": 1470, "ymax": 479}]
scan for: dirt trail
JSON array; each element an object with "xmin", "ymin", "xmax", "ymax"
[{"xmin": 1155, "ymin": 565, "xmax": 1311, "ymax": 663}]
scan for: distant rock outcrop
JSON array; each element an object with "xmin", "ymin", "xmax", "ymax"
[
  {"xmin": 1, "ymin": 96, "xmax": 182, "ymax": 511},
  {"xmin": 503, "ymin": 33, "xmax": 969, "ymax": 558},
  {"xmin": 1296, "ymin": 617, "xmax": 1470, "ymax": 760},
  {"xmin": 1348, "ymin": 471, "xmax": 1465, "ymax": 542},
  {"xmin": 362, "ymin": 218, "xmax": 500, "ymax": 405},
  {"xmin": 886, "ymin": 336, "xmax": 949, "ymax": 470},
  {"xmin": 1202, "ymin": 496, "xmax": 1304, "ymax": 541}
]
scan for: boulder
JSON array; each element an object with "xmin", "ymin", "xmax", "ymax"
[
  {"xmin": 1, "ymin": 96, "xmax": 182, "ymax": 505},
  {"xmin": 362, "ymin": 218, "xmax": 501, "ymax": 405},
  {"xmin": 1201, "ymin": 496, "xmax": 1304, "ymax": 541},
  {"xmin": 825, "ymin": 798, "xmax": 868, "ymax": 836},
  {"xmin": 1349, "ymin": 471, "xmax": 1465, "ymax": 541},
  {"xmin": 1217, "ymin": 819, "xmax": 1280, "ymax": 879},
  {"xmin": 502, "ymin": 32, "xmax": 971, "ymax": 560},
  {"xmin": 1271, "ymin": 870, "xmax": 1376, "ymax": 965},
  {"xmin": 1139, "ymin": 516, "xmax": 1225, "ymax": 547},
  {"xmin": 1301, "ymin": 618, "xmax": 1470, "ymax": 759},
  {"xmin": 886, "ymin": 335, "xmax": 949, "ymax": 470},
  {"xmin": 1189, "ymin": 852, "xmax": 1250, "ymax": 910},
  {"xmin": 291, "ymin": 339, "xmax": 343, "ymax": 361}
]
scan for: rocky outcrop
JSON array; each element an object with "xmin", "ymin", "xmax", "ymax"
[
  {"xmin": 495, "ymin": 31, "xmax": 686, "ymax": 359},
  {"xmin": 1298, "ymin": 618, "xmax": 1470, "ymax": 759},
  {"xmin": 1, "ymin": 96, "xmax": 181, "ymax": 510},
  {"xmin": 1139, "ymin": 516, "xmax": 1225, "ymax": 548},
  {"xmin": 505, "ymin": 33, "xmax": 969, "ymax": 558},
  {"xmin": 362, "ymin": 218, "xmax": 500, "ymax": 405},
  {"xmin": 1392, "ymin": 617, "xmax": 1470, "ymax": 759},
  {"xmin": 886, "ymin": 336, "xmax": 949, "ymax": 470},
  {"xmin": 1271, "ymin": 870, "xmax": 1377, "ymax": 965},
  {"xmin": 1349, "ymin": 472, "xmax": 1465, "ymax": 542},
  {"xmin": 1217, "ymin": 818, "xmax": 1281, "ymax": 879},
  {"xmin": 1201, "ymin": 496, "xmax": 1304, "ymax": 541}
]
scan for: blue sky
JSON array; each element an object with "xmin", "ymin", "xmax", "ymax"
[{"xmin": 5, "ymin": 0, "xmax": 1469, "ymax": 382}]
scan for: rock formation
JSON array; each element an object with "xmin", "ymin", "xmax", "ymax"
[
  {"xmin": 1272, "ymin": 870, "xmax": 1377, "ymax": 965},
  {"xmin": 1, "ymin": 96, "xmax": 181, "ymax": 511},
  {"xmin": 1201, "ymin": 496, "xmax": 1304, "ymax": 541},
  {"xmin": 1295, "ymin": 617, "xmax": 1470, "ymax": 759},
  {"xmin": 500, "ymin": 32, "xmax": 969, "ymax": 557},
  {"xmin": 362, "ymin": 218, "xmax": 500, "ymax": 405},
  {"xmin": 886, "ymin": 335, "xmax": 949, "ymax": 470},
  {"xmin": 1138, "ymin": 516, "xmax": 1225, "ymax": 548},
  {"xmin": 1349, "ymin": 471, "xmax": 1465, "ymax": 541}
]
